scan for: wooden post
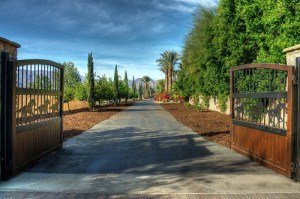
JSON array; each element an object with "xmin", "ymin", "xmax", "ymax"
[
  {"xmin": 0, "ymin": 52, "xmax": 13, "ymax": 180},
  {"xmin": 295, "ymin": 57, "xmax": 300, "ymax": 182}
]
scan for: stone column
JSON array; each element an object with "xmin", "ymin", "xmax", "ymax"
[
  {"xmin": 283, "ymin": 44, "xmax": 300, "ymax": 66},
  {"xmin": 0, "ymin": 37, "xmax": 21, "ymax": 60}
]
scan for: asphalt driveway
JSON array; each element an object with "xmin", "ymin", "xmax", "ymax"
[{"xmin": 1, "ymin": 100, "xmax": 300, "ymax": 198}]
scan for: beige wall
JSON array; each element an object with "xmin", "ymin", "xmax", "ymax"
[
  {"xmin": 283, "ymin": 44, "xmax": 300, "ymax": 66},
  {"xmin": 189, "ymin": 96, "xmax": 230, "ymax": 114}
]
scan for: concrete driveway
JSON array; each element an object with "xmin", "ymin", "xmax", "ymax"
[{"xmin": 1, "ymin": 100, "xmax": 300, "ymax": 198}]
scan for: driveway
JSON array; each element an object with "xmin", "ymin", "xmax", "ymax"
[{"xmin": 1, "ymin": 100, "xmax": 300, "ymax": 198}]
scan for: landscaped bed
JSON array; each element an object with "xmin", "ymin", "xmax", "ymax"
[
  {"xmin": 160, "ymin": 102, "xmax": 231, "ymax": 148},
  {"xmin": 63, "ymin": 102, "xmax": 134, "ymax": 140}
]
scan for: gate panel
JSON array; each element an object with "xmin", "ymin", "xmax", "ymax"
[
  {"xmin": 230, "ymin": 64, "xmax": 294, "ymax": 177},
  {"xmin": 12, "ymin": 60, "xmax": 64, "ymax": 174}
]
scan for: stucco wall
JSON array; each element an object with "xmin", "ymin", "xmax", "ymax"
[
  {"xmin": 0, "ymin": 37, "xmax": 21, "ymax": 60},
  {"xmin": 283, "ymin": 44, "xmax": 300, "ymax": 66}
]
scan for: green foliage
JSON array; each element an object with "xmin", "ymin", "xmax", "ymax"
[
  {"xmin": 184, "ymin": 102, "xmax": 191, "ymax": 108},
  {"xmin": 194, "ymin": 102, "xmax": 204, "ymax": 112},
  {"xmin": 62, "ymin": 61, "xmax": 81, "ymax": 109},
  {"xmin": 30, "ymin": 75, "xmax": 51, "ymax": 90},
  {"xmin": 131, "ymin": 76, "xmax": 137, "ymax": 100},
  {"xmin": 156, "ymin": 79, "xmax": 165, "ymax": 94},
  {"xmin": 62, "ymin": 62, "xmax": 81, "ymax": 89},
  {"xmin": 118, "ymin": 76, "xmax": 127, "ymax": 101},
  {"xmin": 174, "ymin": 1, "xmax": 300, "ymax": 112},
  {"xmin": 156, "ymin": 50, "xmax": 180, "ymax": 93},
  {"xmin": 124, "ymin": 71, "xmax": 129, "ymax": 103},
  {"xmin": 95, "ymin": 75, "xmax": 114, "ymax": 105},
  {"xmin": 113, "ymin": 65, "xmax": 119, "ymax": 105},
  {"xmin": 87, "ymin": 53, "xmax": 95, "ymax": 109},
  {"xmin": 138, "ymin": 82, "xmax": 143, "ymax": 100},
  {"xmin": 75, "ymin": 83, "xmax": 88, "ymax": 101},
  {"xmin": 142, "ymin": 76, "xmax": 151, "ymax": 99}
]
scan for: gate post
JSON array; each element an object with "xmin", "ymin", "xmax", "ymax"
[
  {"xmin": 295, "ymin": 57, "xmax": 300, "ymax": 182},
  {"xmin": 0, "ymin": 51, "xmax": 13, "ymax": 180}
]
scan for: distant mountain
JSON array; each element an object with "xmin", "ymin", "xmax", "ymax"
[{"xmin": 80, "ymin": 75, "xmax": 86, "ymax": 82}]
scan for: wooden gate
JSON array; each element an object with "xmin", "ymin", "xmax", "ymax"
[
  {"xmin": 230, "ymin": 63, "xmax": 294, "ymax": 177},
  {"xmin": 1, "ymin": 52, "xmax": 64, "ymax": 180}
]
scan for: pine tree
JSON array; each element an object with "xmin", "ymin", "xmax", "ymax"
[
  {"xmin": 124, "ymin": 71, "xmax": 129, "ymax": 103},
  {"xmin": 113, "ymin": 65, "xmax": 119, "ymax": 105},
  {"xmin": 87, "ymin": 52, "xmax": 95, "ymax": 110},
  {"xmin": 132, "ymin": 76, "xmax": 136, "ymax": 100},
  {"xmin": 138, "ymin": 82, "xmax": 143, "ymax": 100}
]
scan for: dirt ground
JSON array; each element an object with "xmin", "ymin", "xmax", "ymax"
[
  {"xmin": 63, "ymin": 102, "xmax": 134, "ymax": 140},
  {"xmin": 160, "ymin": 102, "xmax": 231, "ymax": 148}
]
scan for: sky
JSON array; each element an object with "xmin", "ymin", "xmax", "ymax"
[{"xmin": 1, "ymin": 0, "xmax": 217, "ymax": 80}]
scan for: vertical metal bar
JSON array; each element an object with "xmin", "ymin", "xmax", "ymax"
[
  {"xmin": 60, "ymin": 67, "xmax": 64, "ymax": 144},
  {"xmin": 273, "ymin": 70, "xmax": 276, "ymax": 91},
  {"xmin": 21, "ymin": 67, "xmax": 23, "ymax": 126},
  {"xmin": 263, "ymin": 98, "xmax": 266, "ymax": 125},
  {"xmin": 25, "ymin": 65, "xmax": 28, "ymax": 124},
  {"xmin": 268, "ymin": 69, "xmax": 272, "ymax": 92}
]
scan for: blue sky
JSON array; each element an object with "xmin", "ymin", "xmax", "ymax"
[{"xmin": 1, "ymin": 0, "xmax": 216, "ymax": 80}]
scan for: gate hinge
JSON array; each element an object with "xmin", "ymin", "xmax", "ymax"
[
  {"xmin": 293, "ymin": 75, "xmax": 298, "ymax": 85},
  {"xmin": 291, "ymin": 162, "xmax": 296, "ymax": 172}
]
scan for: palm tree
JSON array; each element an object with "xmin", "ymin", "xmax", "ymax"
[
  {"xmin": 156, "ymin": 50, "xmax": 180, "ymax": 93},
  {"xmin": 142, "ymin": 76, "xmax": 151, "ymax": 99},
  {"xmin": 158, "ymin": 64, "xmax": 168, "ymax": 92}
]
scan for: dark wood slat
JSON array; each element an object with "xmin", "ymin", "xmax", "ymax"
[
  {"xmin": 16, "ymin": 118, "xmax": 61, "ymax": 133},
  {"xmin": 233, "ymin": 119, "xmax": 286, "ymax": 136},
  {"xmin": 16, "ymin": 88, "xmax": 62, "ymax": 96},
  {"xmin": 232, "ymin": 91, "xmax": 287, "ymax": 99},
  {"xmin": 16, "ymin": 59, "xmax": 63, "ymax": 69}
]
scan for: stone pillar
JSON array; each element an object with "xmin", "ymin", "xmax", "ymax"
[
  {"xmin": 0, "ymin": 37, "xmax": 21, "ymax": 60},
  {"xmin": 283, "ymin": 44, "xmax": 300, "ymax": 66}
]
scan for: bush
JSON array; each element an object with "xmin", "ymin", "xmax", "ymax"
[
  {"xmin": 194, "ymin": 102, "xmax": 204, "ymax": 111},
  {"xmin": 184, "ymin": 102, "xmax": 191, "ymax": 108}
]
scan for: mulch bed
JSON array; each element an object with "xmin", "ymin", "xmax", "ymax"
[
  {"xmin": 160, "ymin": 102, "xmax": 231, "ymax": 148},
  {"xmin": 63, "ymin": 102, "xmax": 134, "ymax": 140}
]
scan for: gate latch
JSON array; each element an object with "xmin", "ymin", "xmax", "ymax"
[
  {"xmin": 293, "ymin": 75, "xmax": 298, "ymax": 85},
  {"xmin": 291, "ymin": 162, "xmax": 296, "ymax": 172}
]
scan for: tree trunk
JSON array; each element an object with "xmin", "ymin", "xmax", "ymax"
[
  {"xmin": 144, "ymin": 83, "xmax": 149, "ymax": 99},
  {"xmin": 168, "ymin": 67, "xmax": 172, "ymax": 93},
  {"xmin": 165, "ymin": 71, "xmax": 168, "ymax": 93}
]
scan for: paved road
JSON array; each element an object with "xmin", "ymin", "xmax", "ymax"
[{"xmin": 1, "ymin": 101, "xmax": 300, "ymax": 198}]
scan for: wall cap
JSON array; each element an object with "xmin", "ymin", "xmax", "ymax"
[
  {"xmin": 283, "ymin": 44, "xmax": 300, "ymax": 53},
  {"xmin": 0, "ymin": 37, "xmax": 21, "ymax": 48}
]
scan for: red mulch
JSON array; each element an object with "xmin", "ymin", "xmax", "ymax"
[
  {"xmin": 160, "ymin": 102, "xmax": 231, "ymax": 148},
  {"xmin": 63, "ymin": 102, "xmax": 134, "ymax": 140}
]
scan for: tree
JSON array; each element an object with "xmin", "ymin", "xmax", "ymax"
[
  {"xmin": 75, "ymin": 83, "xmax": 88, "ymax": 101},
  {"xmin": 113, "ymin": 65, "xmax": 119, "ymax": 105},
  {"xmin": 95, "ymin": 75, "xmax": 114, "ymax": 105},
  {"xmin": 118, "ymin": 76, "xmax": 126, "ymax": 102},
  {"xmin": 63, "ymin": 62, "xmax": 81, "ymax": 88},
  {"xmin": 62, "ymin": 61, "xmax": 81, "ymax": 111},
  {"xmin": 138, "ymin": 82, "xmax": 143, "ymax": 100},
  {"xmin": 87, "ymin": 53, "xmax": 95, "ymax": 110},
  {"xmin": 142, "ymin": 76, "xmax": 151, "ymax": 99},
  {"xmin": 175, "ymin": 0, "xmax": 300, "ymax": 112},
  {"xmin": 132, "ymin": 76, "xmax": 136, "ymax": 100},
  {"xmin": 156, "ymin": 50, "xmax": 180, "ymax": 93},
  {"xmin": 124, "ymin": 71, "xmax": 129, "ymax": 103},
  {"xmin": 156, "ymin": 79, "xmax": 165, "ymax": 94}
]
